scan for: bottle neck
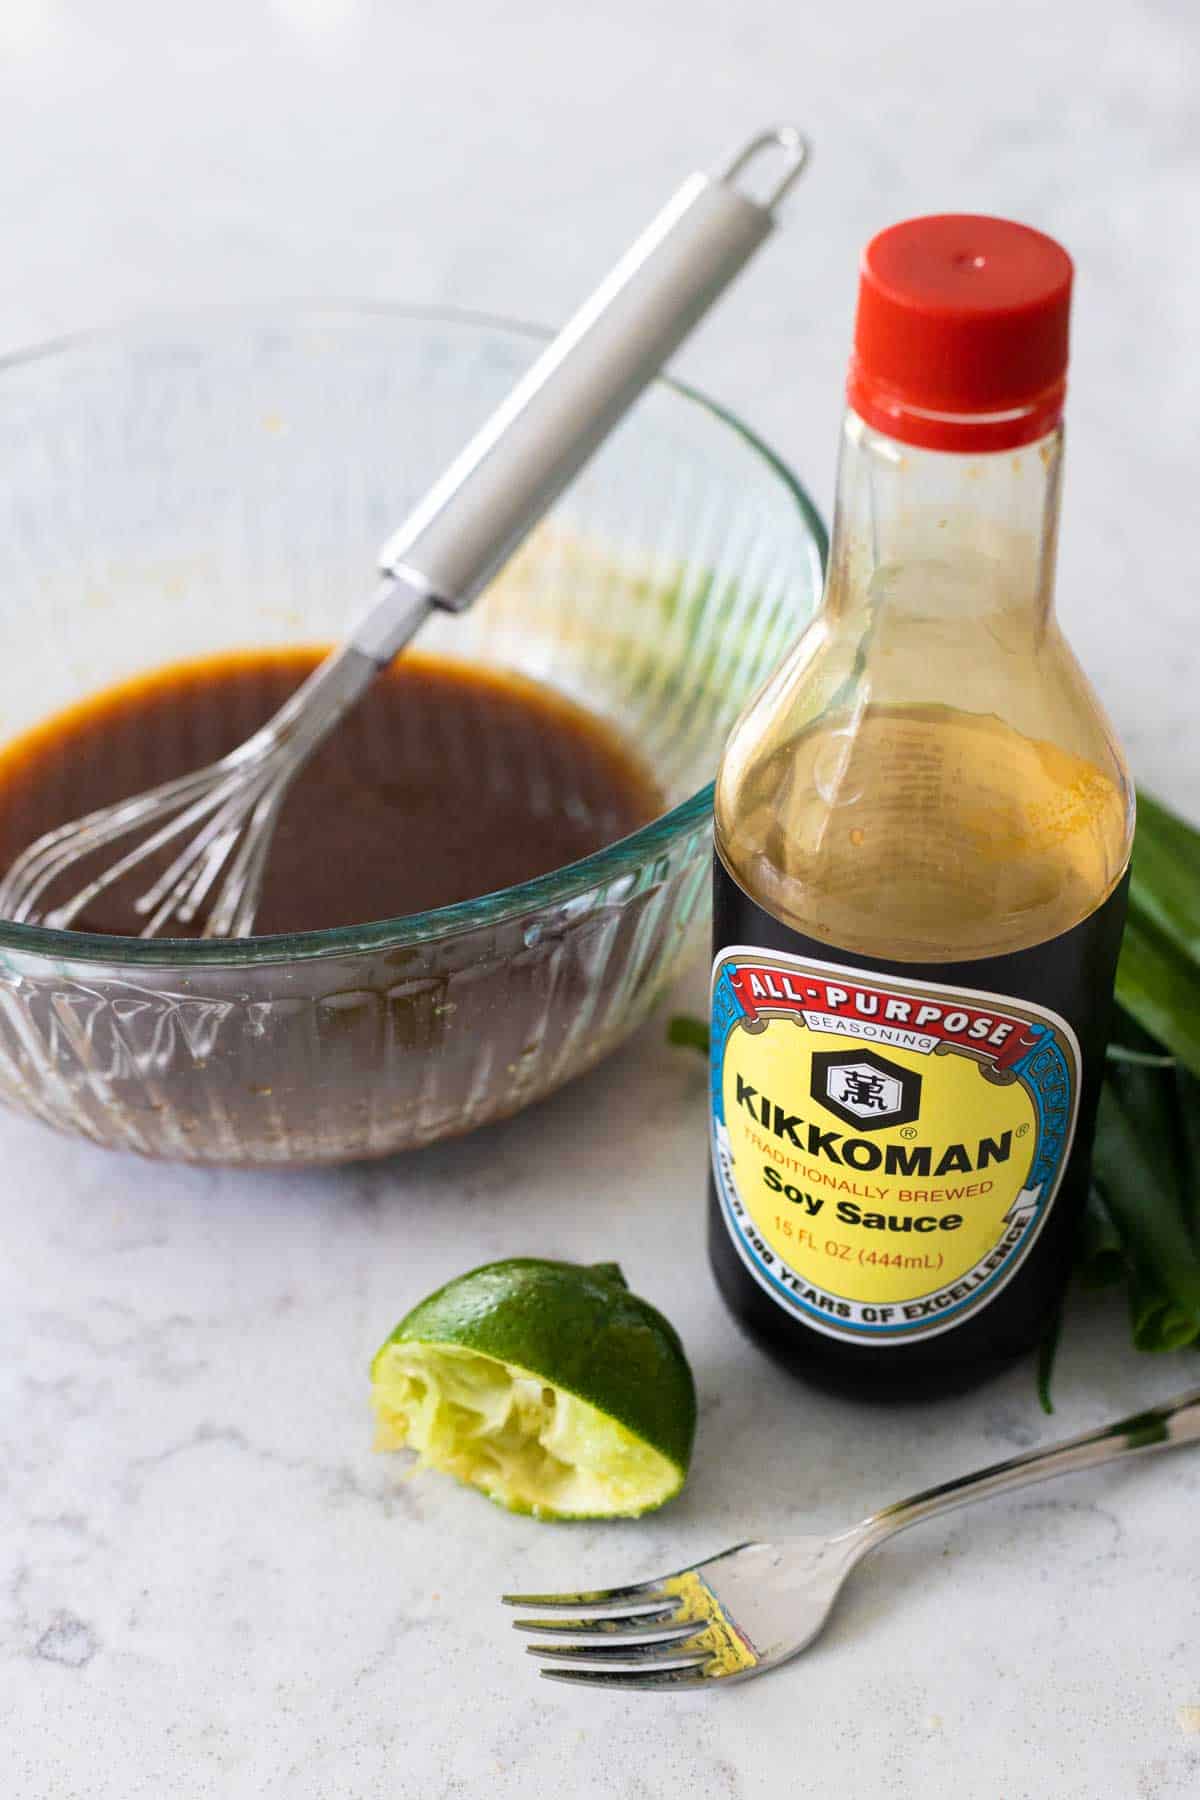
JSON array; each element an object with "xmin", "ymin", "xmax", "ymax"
[{"xmin": 824, "ymin": 410, "xmax": 1064, "ymax": 639}]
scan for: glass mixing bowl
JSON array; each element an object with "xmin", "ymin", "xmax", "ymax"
[{"xmin": 0, "ymin": 309, "xmax": 824, "ymax": 1163}]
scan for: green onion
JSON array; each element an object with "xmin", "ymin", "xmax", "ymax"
[
  {"xmin": 1115, "ymin": 791, "xmax": 1200, "ymax": 1075},
  {"xmin": 1083, "ymin": 791, "xmax": 1200, "ymax": 1368},
  {"xmin": 1090, "ymin": 1022, "xmax": 1200, "ymax": 1352}
]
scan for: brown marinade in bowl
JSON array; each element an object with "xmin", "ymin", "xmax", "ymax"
[{"xmin": 0, "ymin": 310, "xmax": 824, "ymax": 1162}]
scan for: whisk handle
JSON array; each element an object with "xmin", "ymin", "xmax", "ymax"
[{"xmin": 360, "ymin": 128, "xmax": 808, "ymax": 662}]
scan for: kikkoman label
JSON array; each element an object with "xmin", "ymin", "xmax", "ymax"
[{"xmin": 710, "ymin": 946, "xmax": 1081, "ymax": 1344}]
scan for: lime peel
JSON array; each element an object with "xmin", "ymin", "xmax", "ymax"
[{"xmin": 370, "ymin": 1258, "xmax": 696, "ymax": 1520}]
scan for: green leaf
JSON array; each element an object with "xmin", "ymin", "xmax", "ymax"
[
  {"xmin": 1089, "ymin": 1056, "xmax": 1200, "ymax": 1351},
  {"xmin": 1117, "ymin": 792, "xmax": 1200, "ymax": 1079},
  {"xmin": 1129, "ymin": 790, "xmax": 1200, "ymax": 963},
  {"xmin": 1077, "ymin": 1184, "xmax": 1126, "ymax": 1291},
  {"xmin": 1127, "ymin": 1282, "xmax": 1200, "ymax": 1352},
  {"xmin": 1115, "ymin": 907, "xmax": 1200, "ymax": 1080},
  {"xmin": 667, "ymin": 1014, "xmax": 710, "ymax": 1057},
  {"xmin": 1104, "ymin": 1044, "xmax": 1177, "ymax": 1068}
]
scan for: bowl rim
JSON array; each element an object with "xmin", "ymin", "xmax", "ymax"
[{"xmin": 0, "ymin": 303, "xmax": 826, "ymax": 968}]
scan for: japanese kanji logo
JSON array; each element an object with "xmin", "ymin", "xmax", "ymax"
[{"xmin": 810, "ymin": 1047, "xmax": 922, "ymax": 1132}]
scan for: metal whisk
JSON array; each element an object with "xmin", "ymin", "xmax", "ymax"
[{"xmin": 0, "ymin": 128, "xmax": 807, "ymax": 940}]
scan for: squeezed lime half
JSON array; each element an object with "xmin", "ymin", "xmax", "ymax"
[{"xmin": 370, "ymin": 1259, "xmax": 696, "ymax": 1519}]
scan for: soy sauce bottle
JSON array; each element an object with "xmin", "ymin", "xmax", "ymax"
[{"xmin": 708, "ymin": 216, "xmax": 1133, "ymax": 1396}]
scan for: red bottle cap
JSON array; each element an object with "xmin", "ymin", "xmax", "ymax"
[{"xmin": 847, "ymin": 215, "xmax": 1074, "ymax": 453}]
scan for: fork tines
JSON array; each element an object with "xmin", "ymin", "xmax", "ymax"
[{"xmin": 503, "ymin": 1580, "xmax": 722, "ymax": 1691}]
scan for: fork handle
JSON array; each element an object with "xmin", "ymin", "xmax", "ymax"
[{"xmin": 854, "ymin": 1388, "xmax": 1200, "ymax": 1553}]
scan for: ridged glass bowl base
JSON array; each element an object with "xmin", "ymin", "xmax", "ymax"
[{"xmin": 0, "ymin": 826, "xmax": 711, "ymax": 1163}]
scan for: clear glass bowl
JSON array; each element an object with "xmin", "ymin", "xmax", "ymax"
[{"xmin": 0, "ymin": 309, "xmax": 824, "ymax": 1163}]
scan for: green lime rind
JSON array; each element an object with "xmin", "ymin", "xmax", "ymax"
[
  {"xmin": 371, "ymin": 1259, "xmax": 696, "ymax": 1516},
  {"xmin": 372, "ymin": 1258, "xmax": 696, "ymax": 1477}
]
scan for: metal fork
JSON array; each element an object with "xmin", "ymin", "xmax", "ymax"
[{"xmin": 505, "ymin": 1387, "xmax": 1200, "ymax": 1690}]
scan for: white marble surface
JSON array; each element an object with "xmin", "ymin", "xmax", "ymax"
[{"xmin": 3, "ymin": 2, "xmax": 1200, "ymax": 1796}]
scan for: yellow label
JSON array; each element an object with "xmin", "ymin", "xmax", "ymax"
[{"xmin": 710, "ymin": 947, "xmax": 1080, "ymax": 1344}]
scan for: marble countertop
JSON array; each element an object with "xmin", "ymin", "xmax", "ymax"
[{"xmin": 3, "ymin": 3, "xmax": 1200, "ymax": 1796}]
